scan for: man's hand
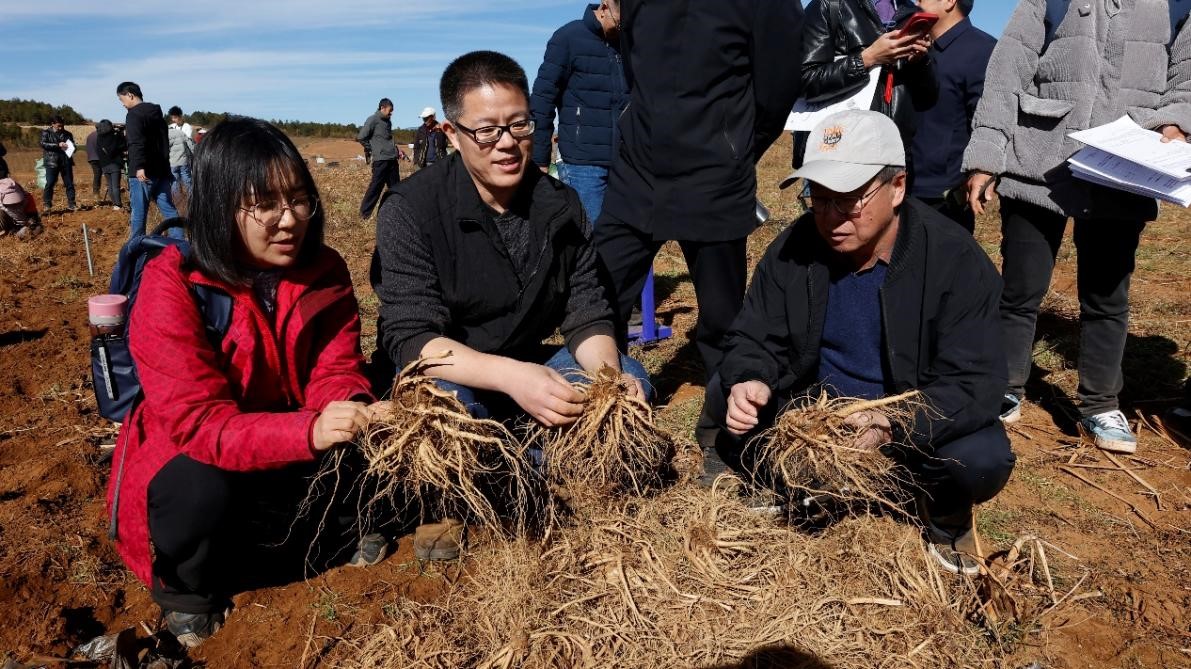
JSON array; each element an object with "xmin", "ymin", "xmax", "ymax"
[
  {"xmin": 135, "ymin": 168, "xmax": 148, "ymax": 183},
  {"xmin": 619, "ymin": 372, "xmax": 646, "ymax": 403},
  {"xmin": 862, "ymin": 31, "xmax": 929, "ymax": 68},
  {"xmin": 503, "ymin": 362, "xmax": 586, "ymax": 427},
  {"xmin": 726, "ymin": 381, "xmax": 772, "ymax": 436},
  {"xmin": 844, "ymin": 410, "xmax": 892, "ymax": 452},
  {"xmin": 312, "ymin": 401, "xmax": 374, "ymax": 451},
  {"xmin": 539, "ymin": 165, "xmax": 551, "ymax": 175},
  {"xmin": 904, "ymin": 34, "xmax": 932, "ymax": 63},
  {"xmin": 966, "ymin": 171, "xmax": 997, "ymax": 216},
  {"xmin": 1159, "ymin": 125, "xmax": 1188, "ymax": 143},
  {"xmin": 58, "ymin": 141, "xmax": 69, "ymax": 149}
]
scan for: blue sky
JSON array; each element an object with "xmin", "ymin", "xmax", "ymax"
[{"xmin": 4, "ymin": 1, "xmax": 1015, "ymax": 128}]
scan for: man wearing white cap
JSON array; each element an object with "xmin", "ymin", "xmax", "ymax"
[
  {"xmin": 413, "ymin": 107, "xmax": 448, "ymax": 169},
  {"xmin": 706, "ymin": 109, "xmax": 1015, "ymax": 576}
]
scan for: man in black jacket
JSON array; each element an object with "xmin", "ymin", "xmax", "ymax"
[
  {"xmin": 596, "ymin": 0, "xmax": 805, "ymax": 387},
  {"xmin": 708, "ymin": 110, "xmax": 1014, "ymax": 576},
  {"xmin": 117, "ymin": 82, "xmax": 179, "ymax": 238},
  {"xmin": 371, "ymin": 51, "xmax": 648, "ymax": 430},
  {"xmin": 40, "ymin": 115, "xmax": 77, "ymax": 212}
]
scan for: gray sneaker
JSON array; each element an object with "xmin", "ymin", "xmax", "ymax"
[
  {"xmin": 999, "ymin": 394, "xmax": 1022, "ymax": 424},
  {"xmin": 927, "ymin": 529, "xmax": 981, "ymax": 577},
  {"xmin": 1078, "ymin": 409, "xmax": 1137, "ymax": 454},
  {"xmin": 347, "ymin": 532, "xmax": 389, "ymax": 568},
  {"xmin": 164, "ymin": 609, "xmax": 226, "ymax": 648}
]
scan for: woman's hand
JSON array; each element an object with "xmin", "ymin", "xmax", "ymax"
[
  {"xmin": 502, "ymin": 361, "xmax": 586, "ymax": 427},
  {"xmin": 312, "ymin": 401, "xmax": 373, "ymax": 451}
]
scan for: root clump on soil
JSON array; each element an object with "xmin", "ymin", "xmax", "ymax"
[
  {"xmin": 750, "ymin": 390, "xmax": 925, "ymax": 512},
  {"xmin": 533, "ymin": 365, "xmax": 691, "ymax": 498},
  {"xmin": 357, "ymin": 354, "xmax": 543, "ymax": 531}
]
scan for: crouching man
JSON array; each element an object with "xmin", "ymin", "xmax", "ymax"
[
  {"xmin": 371, "ymin": 50, "xmax": 648, "ymax": 443},
  {"xmin": 705, "ymin": 110, "xmax": 1015, "ymax": 575}
]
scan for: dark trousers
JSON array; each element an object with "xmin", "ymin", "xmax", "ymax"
[
  {"xmin": 43, "ymin": 161, "xmax": 76, "ymax": 209},
  {"xmin": 594, "ymin": 214, "xmax": 747, "ymax": 382},
  {"xmin": 917, "ymin": 195, "xmax": 975, "ymax": 234},
  {"xmin": 103, "ymin": 168, "xmax": 122, "ymax": 207},
  {"xmin": 360, "ymin": 159, "xmax": 400, "ymax": 218},
  {"xmin": 999, "ymin": 198, "xmax": 1144, "ymax": 417},
  {"xmin": 703, "ymin": 376, "xmax": 1016, "ymax": 542},
  {"xmin": 147, "ymin": 453, "xmax": 371, "ymax": 613},
  {"xmin": 89, "ymin": 160, "xmax": 102, "ymax": 196}
]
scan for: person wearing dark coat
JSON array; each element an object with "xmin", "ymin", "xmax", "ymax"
[
  {"xmin": 85, "ymin": 124, "xmax": 103, "ymax": 200},
  {"xmin": 40, "ymin": 115, "xmax": 77, "ymax": 211},
  {"xmin": 595, "ymin": 0, "xmax": 805, "ymax": 382},
  {"xmin": 529, "ymin": 0, "xmax": 628, "ymax": 222},
  {"xmin": 118, "ymin": 81, "xmax": 179, "ymax": 238},
  {"xmin": 96, "ymin": 119, "xmax": 127, "ymax": 208},
  {"xmin": 707, "ymin": 110, "xmax": 1014, "ymax": 576}
]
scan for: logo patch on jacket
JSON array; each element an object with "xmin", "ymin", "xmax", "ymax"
[{"xmin": 820, "ymin": 126, "xmax": 844, "ymax": 152}]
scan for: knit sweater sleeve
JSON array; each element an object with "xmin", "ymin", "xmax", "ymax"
[
  {"xmin": 961, "ymin": 0, "xmax": 1047, "ymax": 175},
  {"xmin": 560, "ymin": 211, "xmax": 615, "ymax": 353},
  {"xmin": 372, "ymin": 195, "xmax": 452, "ymax": 368}
]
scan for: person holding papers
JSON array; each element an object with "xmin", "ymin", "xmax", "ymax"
[{"xmin": 962, "ymin": 0, "xmax": 1191, "ymax": 454}]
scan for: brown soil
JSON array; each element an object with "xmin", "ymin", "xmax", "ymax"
[{"xmin": 0, "ymin": 136, "xmax": 1187, "ymax": 668}]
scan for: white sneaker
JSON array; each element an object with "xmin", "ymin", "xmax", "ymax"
[
  {"xmin": 999, "ymin": 394, "xmax": 1022, "ymax": 424},
  {"xmin": 1078, "ymin": 409, "xmax": 1137, "ymax": 454}
]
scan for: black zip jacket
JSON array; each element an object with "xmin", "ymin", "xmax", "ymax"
[
  {"xmin": 601, "ymin": 0, "xmax": 805, "ymax": 242},
  {"xmin": 371, "ymin": 153, "xmax": 614, "ymax": 370},
  {"xmin": 40, "ymin": 127, "xmax": 75, "ymax": 168},
  {"xmin": 800, "ymin": 0, "xmax": 938, "ymax": 142},
  {"xmin": 97, "ymin": 130, "xmax": 127, "ymax": 172},
  {"xmin": 718, "ymin": 199, "xmax": 1006, "ymax": 448},
  {"xmin": 124, "ymin": 102, "xmax": 171, "ymax": 178}
]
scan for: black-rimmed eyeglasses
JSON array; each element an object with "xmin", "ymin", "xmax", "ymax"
[{"xmin": 453, "ymin": 119, "xmax": 535, "ymax": 145}]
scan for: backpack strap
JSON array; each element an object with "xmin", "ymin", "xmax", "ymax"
[{"xmin": 192, "ymin": 284, "xmax": 233, "ymax": 350}]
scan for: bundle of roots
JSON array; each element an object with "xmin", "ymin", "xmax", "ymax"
[
  {"xmin": 357, "ymin": 354, "xmax": 544, "ymax": 531},
  {"xmin": 532, "ymin": 365, "xmax": 687, "ymax": 499},
  {"xmin": 749, "ymin": 390, "xmax": 924, "ymax": 512}
]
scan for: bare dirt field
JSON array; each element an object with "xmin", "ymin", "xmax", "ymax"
[{"xmin": 0, "ymin": 136, "xmax": 1187, "ymax": 667}]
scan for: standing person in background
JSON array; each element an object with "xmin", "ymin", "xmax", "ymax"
[
  {"xmin": 413, "ymin": 107, "xmax": 448, "ymax": 168},
  {"xmin": 798, "ymin": 0, "xmax": 937, "ymax": 184},
  {"xmin": 86, "ymin": 123, "xmax": 103, "ymax": 202},
  {"xmin": 40, "ymin": 115, "xmax": 78, "ymax": 213},
  {"xmin": 357, "ymin": 98, "xmax": 399, "ymax": 219},
  {"xmin": 96, "ymin": 119, "xmax": 126, "ymax": 210},
  {"xmin": 529, "ymin": 0, "xmax": 628, "ymax": 222},
  {"xmin": 593, "ymin": 0, "xmax": 804, "ymax": 466},
  {"xmin": 118, "ymin": 81, "xmax": 179, "ymax": 238},
  {"xmin": 963, "ymin": 0, "xmax": 1191, "ymax": 454},
  {"xmin": 168, "ymin": 106, "xmax": 195, "ymax": 198},
  {"xmin": 909, "ymin": 0, "xmax": 995, "ymax": 232},
  {"xmin": 0, "ymin": 141, "xmax": 7, "ymax": 177}
]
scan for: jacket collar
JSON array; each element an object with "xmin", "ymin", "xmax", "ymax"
[
  {"xmin": 448, "ymin": 151, "xmax": 572, "ymax": 237},
  {"xmin": 582, "ymin": 4, "xmax": 604, "ymax": 37},
  {"xmin": 933, "ymin": 16, "xmax": 972, "ymax": 52}
]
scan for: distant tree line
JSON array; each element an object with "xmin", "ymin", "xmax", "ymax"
[
  {"xmin": 187, "ymin": 110, "xmax": 416, "ymax": 143},
  {"xmin": 0, "ymin": 98, "xmax": 88, "ymax": 125}
]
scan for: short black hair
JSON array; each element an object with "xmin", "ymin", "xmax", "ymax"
[
  {"xmin": 49, "ymin": 114, "xmax": 64, "ymax": 125},
  {"xmin": 116, "ymin": 81, "xmax": 143, "ymax": 99},
  {"xmin": 168, "ymin": 106, "xmax": 183, "ymax": 117},
  {"xmin": 957, "ymin": 0, "xmax": 973, "ymax": 15},
  {"xmin": 439, "ymin": 51, "xmax": 529, "ymax": 123},
  {"xmin": 378, "ymin": 98, "xmax": 393, "ymax": 110},
  {"xmin": 186, "ymin": 117, "xmax": 324, "ymax": 285}
]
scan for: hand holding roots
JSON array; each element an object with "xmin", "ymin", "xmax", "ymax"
[
  {"xmin": 358, "ymin": 354, "xmax": 542, "ymax": 530},
  {"xmin": 750, "ymin": 390, "xmax": 924, "ymax": 511}
]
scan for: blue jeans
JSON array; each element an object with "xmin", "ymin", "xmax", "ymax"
[
  {"xmin": 171, "ymin": 165, "xmax": 192, "ymax": 198},
  {"xmin": 129, "ymin": 176, "xmax": 181, "ymax": 239},
  {"xmin": 557, "ymin": 162, "xmax": 608, "ymax": 223}
]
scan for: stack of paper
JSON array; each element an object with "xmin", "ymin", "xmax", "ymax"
[{"xmin": 1067, "ymin": 116, "xmax": 1191, "ymax": 207}]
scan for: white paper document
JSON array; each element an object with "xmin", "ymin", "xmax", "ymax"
[
  {"xmin": 1068, "ymin": 116, "xmax": 1191, "ymax": 180},
  {"xmin": 1068, "ymin": 147, "xmax": 1191, "ymax": 207},
  {"xmin": 64, "ymin": 139, "xmax": 76, "ymax": 159},
  {"xmin": 785, "ymin": 68, "xmax": 881, "ymax": 132}
]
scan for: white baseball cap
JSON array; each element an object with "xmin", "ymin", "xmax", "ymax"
[
  {"xmin": 419, "ymin": 107, "xmax": 436, "ymax": 118},
  {"xmin": 780, "ymin": 110, "xmax": 906, "ymax": 192}
]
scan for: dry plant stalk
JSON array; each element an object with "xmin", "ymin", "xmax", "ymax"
[
  {"xmin": 750, "ymin": 390, "xmax": 924, "ymax": 512},
  {"xmin": 358, "ymin": 353, "xmax": 543, "ymax": 530},
  {"xmin": 533, "ymin": 365, "xmax": 686, "ymax": 497}
]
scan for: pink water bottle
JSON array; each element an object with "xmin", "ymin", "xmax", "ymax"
[{"xmin": 88, "ymin": 294, "xmax": 127, "ymax": 337}]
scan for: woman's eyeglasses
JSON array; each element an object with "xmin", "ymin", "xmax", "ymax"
[{"xmin": 239, "ymin": 195, "xmax": 318, "ymax": 228}]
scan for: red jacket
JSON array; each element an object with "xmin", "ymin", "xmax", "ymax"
[{"xmin": 106, "ymin": 244, "xmax": 373, "ymax": 585}]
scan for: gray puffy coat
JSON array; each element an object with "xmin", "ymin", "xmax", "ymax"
[{"xmin": 962, "ymin": 0, "xmax": 1191, "ymax": 219}]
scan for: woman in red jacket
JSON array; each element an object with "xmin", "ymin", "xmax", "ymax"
[{"xmin": 107, "ymin": 117, "xmax": 384, "ymax": 648}]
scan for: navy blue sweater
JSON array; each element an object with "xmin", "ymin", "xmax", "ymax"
[
  {"xmin": 817, "ymin": 262, "xmax": 889, "ymax": 400},
  {"xmin": 529, "ymin": 4, "xmax": 628, "ymax": 167}
]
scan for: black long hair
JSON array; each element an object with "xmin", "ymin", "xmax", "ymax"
[{"xmin": 187, "ymin": 117, "xmax": 324, "ymax": 285}]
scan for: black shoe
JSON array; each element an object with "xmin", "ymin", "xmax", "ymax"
[
  {"xmin": 164, "ymin": 609, "xmax": 226, "ymax": 648},
  {"xmin": 347, "ymin": 532, "xmax": 389, "ymax": 567},
  {"xmin": 628, "ymin": 306, "xmax": 644, "ymax": 328}
]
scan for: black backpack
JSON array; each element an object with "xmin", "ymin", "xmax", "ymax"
[{"xmin": 91, "ymin": 219, "xmax": 232, "ymax": 422}]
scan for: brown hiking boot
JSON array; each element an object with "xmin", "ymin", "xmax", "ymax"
[{"xmin": 413, "ymin": 519, "xmax": 464, "ymax": 561}]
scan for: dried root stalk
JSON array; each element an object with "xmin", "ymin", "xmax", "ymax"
[
  {"xmin": 749, "ymin": 390, "xmax": 924, "ymax": 512},
  {"xmin": 359, "ymin": 354, "xmax": 544, "ymax": 531},
  {"xmin": 533, "ymin": 365, "xmax": 686, "ymax": 498}
]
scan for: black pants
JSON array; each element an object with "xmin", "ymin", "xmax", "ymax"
[
  {"xmin": 917, "ymin": 195, "xmax": 975, "ymax": 234},
  {"xmin": 703, "ymin": 376, "xmax": 1016, "ymax": 542},
  {"xmin": 999, "ymin": 198, "xmax": 1144, "ymax": 417},
  {"xmin": 146, "ymin": 453, "xmax": 372, "ymax": 613},
  {"xmin": 43, "ymin": 161, "xmax": 76, "ymax": 209},
  {"xmin": 89, "ymin": 160, "xmax": 102, "ymax": 196},
  {"xmin": 594, "ymin": 214, "xmax": 747, "ymax": 382},
  {"xmin": 360, "ymin": 159, "xmax": 400, "ymax": 218},
  {"xmin": 103, "ymin": 169, "xmax": 122, "ymax": 207}
]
